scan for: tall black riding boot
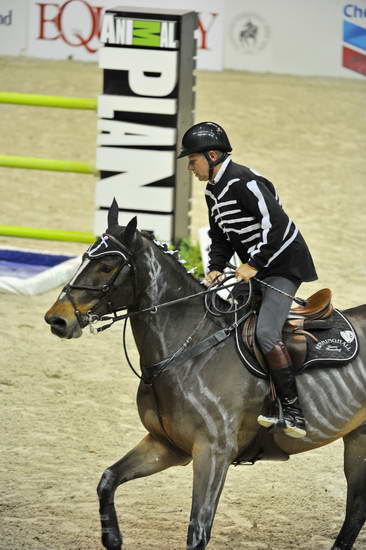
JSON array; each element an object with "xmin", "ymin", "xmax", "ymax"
[{"xmin": 257, "ymin": 341, "xmax": 306, "ymax": 438}]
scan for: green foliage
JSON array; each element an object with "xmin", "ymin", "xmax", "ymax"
[{"xmin": 176, "ymin": 239, "xmax": 204, "ymax": 279}]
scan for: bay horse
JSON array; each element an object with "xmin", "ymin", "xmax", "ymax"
[{"xmin": 45, "ymin": 201, "xmax": 366, "ymax": 550}]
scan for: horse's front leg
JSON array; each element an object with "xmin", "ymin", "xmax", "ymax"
[
  {"xmin": 97, "ymin": 433, "xmax": 190, "ymax": 550},
  {"xmin": 187, "ymin": 439, "xmax": 236, "ymax": 550}
]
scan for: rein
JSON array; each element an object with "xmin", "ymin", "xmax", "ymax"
[
  {"xmin": 122, "ymin": 274, "xmax": 254, "ymax": 384},
  {"xmin": 94, "ymin": 272, "xmax": 253, "ymax": 383},
  {"xmin": 62, "ymin": 232, "xmax": 252, "ymax": 383},
  {"xmin": 62, "ymin": 231, "xmax": 246, "ymax": 334},
  {"xmin": 93, "ymin": 276, "xmax": 246, "ymax": 333}
]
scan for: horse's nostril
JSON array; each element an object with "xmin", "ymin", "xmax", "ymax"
[{"xmin": 47, "ymin": 316, "xmax": 67, "ymax": 329}]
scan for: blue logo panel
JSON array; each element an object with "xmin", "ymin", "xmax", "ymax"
[{"xmin": 343, "ymin": 20, "xmax": 366, "ymax": 51}]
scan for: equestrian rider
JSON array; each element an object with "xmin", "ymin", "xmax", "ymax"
[{"xmin": 178, "ymin": 121, "xmax": 318, "ymax": 439}]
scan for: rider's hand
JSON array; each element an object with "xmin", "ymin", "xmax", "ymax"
[
  {"xmin": 203, "ymin": 270, "xmax": 223, "ymax": 287},
  {"xmin": 235, "ymin": 263, "xmax": 258, "ymax": 283}
]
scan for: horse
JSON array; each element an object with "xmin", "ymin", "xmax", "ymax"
[
  {"xmin": 240, "ymin": 21, "xmax": 258, "ymax": 48},
  {"xmin": 45, "ymin": 200, "xmax": 366, "ymax": 550}
]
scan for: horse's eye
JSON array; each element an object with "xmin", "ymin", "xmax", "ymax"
[{"xmin": 100, "ymin": 263, "xmax": 114, "ymax": 274}]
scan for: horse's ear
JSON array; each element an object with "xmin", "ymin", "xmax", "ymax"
[
  {"xmin": 107, "ymin": 198, "xmax": 119, "ymax": 229},
  {"xmin": 124, "ymin": 216, "xmax": 138, "ymax": 247}
]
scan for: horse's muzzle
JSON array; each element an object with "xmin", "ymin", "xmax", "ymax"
[
  {"xmin": 44, "ymin": 300, "xmax": 85, "ymax": 339},
  {"xmin": 44, "ymin": 313, "xmax": 82, "ymax": 339}
]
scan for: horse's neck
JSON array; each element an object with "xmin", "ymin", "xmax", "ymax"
[{"xmin": 130, "ymin": 244, "xmax": 211, "ymax": 367}]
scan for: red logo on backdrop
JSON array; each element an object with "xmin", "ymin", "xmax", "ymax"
[
  {"xmin": 37, "ymin": 0, "xmax": 103, "ymax": 53},
  {"xmin": 37, "ymin": 1, "xmax": 218, "ymax": 53},
  {"xmin": 197, "ymin": 13, "xmax": 218, "ymax": 50}
]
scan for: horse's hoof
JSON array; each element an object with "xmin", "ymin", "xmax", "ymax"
[{"xmin": 102, "ymin": 532, "xmax": 123, "ymax": 550}]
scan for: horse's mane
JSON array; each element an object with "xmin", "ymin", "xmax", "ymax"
[
  {"xmin": 140, "ymin": 232, "xmax": 233, "ymax": 314},
  {"xmin": 140, "ymin": 230, "xmax": 202, "ymax": 289}
]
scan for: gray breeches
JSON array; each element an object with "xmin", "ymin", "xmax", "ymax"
[{"xmin": 256, "ymin": 276, "xmax": 300, "ymax": 355}]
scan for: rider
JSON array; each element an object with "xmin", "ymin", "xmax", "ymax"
[{"xmin": 178, "ymin": 121, "xmax": 318, "ymax": 438}]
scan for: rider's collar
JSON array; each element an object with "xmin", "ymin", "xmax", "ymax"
[{"xmin": 208, "ymin": 156, "xmax": 231, "ymax": 185}]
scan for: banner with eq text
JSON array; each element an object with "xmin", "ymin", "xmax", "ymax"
[{"xmin": 2, "ymin": 0, "xmax": 364, "ymax": 78}]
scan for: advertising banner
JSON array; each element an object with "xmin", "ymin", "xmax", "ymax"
[
  {"xmin": 224, "ymin": 0, "xmax": 366, "ymax": 78},
  {"xmin": 95, "ymin": 7, "xmax": 196, "ymax": 242},
  {"xmin": 0, "ymin": 0, "xmax": 28, "ymax": 55},
  {"xmin": 26, "ymin": 0, "xmax": 225, "ymax": 70},
  {"xmin": 342, "ymin": 2, "xmax": 366, "ymax": 76},
  {"xmin": 1, "ymin": 1, "xmax": 364, "ymax": 82}
]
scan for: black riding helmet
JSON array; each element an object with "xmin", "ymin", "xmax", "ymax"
[
  {"xmin": 177, "ymin": 122, "xmax": 232, "ymax": 181},
  {"xmin": 177, "ymin": 122, "xmax": 232, "ymax": 158}
]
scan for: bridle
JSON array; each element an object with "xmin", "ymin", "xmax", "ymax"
[{"xmin": 61, "ymin": 233, "xmax": 137, "ymax": 329}]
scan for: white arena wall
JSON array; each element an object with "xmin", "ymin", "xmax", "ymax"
[{"xmin": 0, "ymin": 0, "xmax": 365, "ymax": 78}]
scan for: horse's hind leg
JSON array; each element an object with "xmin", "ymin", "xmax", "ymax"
[
  {"xmin": 97, "ymin": 433, "xmax": 190, "ymax": 550},
  {"xmin": 332, "ymin": 425, "xmax": 366, "ymax": 550}
]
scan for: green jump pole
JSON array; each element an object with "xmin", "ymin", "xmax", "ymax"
[
  {"xmin": 0, "ymin": 155, "xmax": 97, "ymax": 174},
  {"xmin": 0, "ymin": 92, "xmax": 97, "ymax": 110},
  {"xmin": 0, "ymin": 225, "xmax": 96, "ymax": 243}
]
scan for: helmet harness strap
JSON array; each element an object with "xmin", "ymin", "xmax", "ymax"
[{"xmin": 203, "ymin": 151, "xmax": 229, "ymax": 182}]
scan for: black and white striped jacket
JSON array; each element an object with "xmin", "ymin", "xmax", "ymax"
[{"xmin": 205, "ymin": 159, "xmax": 317, "ymax": 283}]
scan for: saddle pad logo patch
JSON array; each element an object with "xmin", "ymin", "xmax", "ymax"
[
  {"xmin": 326, "ymin": 345, "xmax": 342, "ymax": 352},
  {"xmin": 303, "ymin": 310, "xmax": 358, "ymax": 370},
  {"xmin": 315, "ymin": 338, "xmax": 352, "ymax": 353},
  {"xmin": 340, "ymin": 330, "xmax": 355, "ymax": 343}
]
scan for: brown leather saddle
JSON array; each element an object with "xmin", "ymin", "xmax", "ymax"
[
  {"xmin": 240, "ymin": 288, "xmax": 357, "ymax": 374},
  {"xmin": 283, "ymin": 288, "xmax": 334, "ymax": 370}
]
